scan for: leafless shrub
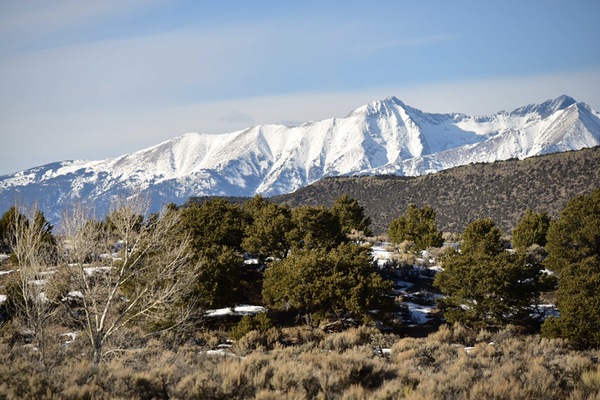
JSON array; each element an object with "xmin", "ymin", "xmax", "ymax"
[{"xmin": 59, "ymin": 197, "xmax": 198, "ymax": 364}]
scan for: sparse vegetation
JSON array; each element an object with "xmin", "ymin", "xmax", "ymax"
[
  {"xmin": 272, "ymin": 145, "xmax": 600, "ymax": 234},
  {"xmin": 0, "ymin": 324, "xmax": 598, "ymax": 399},
  {"xmin": 1, "ymin": 187, "xmax": 600, "ymax": 398}
]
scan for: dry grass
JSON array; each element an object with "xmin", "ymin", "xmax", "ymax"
[{"xmin": 1, "ymin": 323, "xmax": 599, "ymax": 399}]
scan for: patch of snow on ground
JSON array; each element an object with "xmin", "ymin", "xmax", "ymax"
[
  {"xmin": 202, "ymin": 349, "xmax": 243, "ymax": 358},
  {"xmin": 83, "ymin": 266, "xmax": 111, "ymax": 276},
  {"xmin": 205, "ymin": 305, "xmax": 267, "ymax": 317},
  {"xmin": 531, "ymin": 304, "xmax": 559, "ymax": 320},
  {"xmin": 0, "ymin": 269, "xmax": 13, "ymax": 276},
  {"xmin": 392, "ymin": 280, "xmax": 414, "ymax": 294},
  {"xmin": 404, "ymin": 301, "xmax": 436, "ymax": 324},
  {"xmin": 371, "ymin": 243, "xmax": 396, "ymax": 267},
  {"xmin": 61, "ymin": 332, "xmax": 78, "ymax": 344},
  {"xmin": 0, "ymin": 294, "xmax": 6, "ymax": 304},
  {"xmin": 243, "ymin": 255, "xmax": 260, "ymax": 265}
]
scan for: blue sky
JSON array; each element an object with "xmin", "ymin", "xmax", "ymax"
[{"xmin": 1, "ymin": 0, "xmax": 600, "ymax": 175}]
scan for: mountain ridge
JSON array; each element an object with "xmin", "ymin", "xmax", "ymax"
[
  {"xmin": 1, "ymin": 95, "xmax": 599, "ymax": 222},
  {"xmin": 270, "ymin": 145, "xmax": 600, "ymax": 234}
]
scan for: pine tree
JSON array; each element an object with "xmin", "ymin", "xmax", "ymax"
[
  {"xmin": 541, "ymin": 188, "xmax": 600, "ymax": 347},
  {"xmin": 0, "ymin": 206, "xmax": 28, "ymax": 254},
  {"xmin": 330, "ymin": 194, "xmax": 373, "ymax": 237},
  {"xmin": 544, "ymin": 188, "xmax": 600, "ymax": 274},
  {"xmin": 512, "ymin": 209, "xmax": 551, "ymax": 251},
  {"xmin": 435, "ymin": 218, "xmax": 546, "ymax": 329},
  {"xmin": 0, "ymin": 207, "xmax": 56, "ymax": 264},
  {"xmin": 388, "ymin": 204, "xmax": 443, "ymax": 251},
  {"xmin": 186, "ymin": 245, "xmax": 243, "ymax": 308},
  {"xmin": 242, "ymin": 196, "xmax": 293, "ymax": 259},
  {"xmin": 461, "ymin": 217, "xmax": 504, "ymax": 255},
  {"xmin": 179, "ymin": 199, "xmax": 248, "ymax": 252},
  {"xmin": 286, "ymin": 206, "xmax": 345, "ymax": 251},
  {"xmin": 262, "ymin": 242, "xmax": 393, "ymax": 323}
]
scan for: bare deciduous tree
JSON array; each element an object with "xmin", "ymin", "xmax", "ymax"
[
  {"xmin": 60, "ymin": 197, "xmax": 196, "ymax": 364},
  {"xmin": 6, "ymin": 204, "xmax": 58, "ymax": 375}
]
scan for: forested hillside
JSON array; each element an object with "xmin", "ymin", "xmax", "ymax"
[{"xmin": 272, "ymin": 146, "xmax": 600, "ymax": 234}]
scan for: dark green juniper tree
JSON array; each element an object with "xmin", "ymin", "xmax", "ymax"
[
  {"xmin": 262, "ymin": 242, "xmax": 393, "ymax": 324},
  {"xmin": 542, "ymin": 188, "xmax": 600, "ymax": 347},
  {"xmin": 330, "ymin": 194, "xmax": 373, "ymax": 237},
  {"xmin": 435, "ymin": 218, "xmax": 549, "ymax": 329},
  {"xmin": 388, "ymin": 204, "xmax": 443, "ymax": 251},
  {"xmin": 242, "ymin": 196, "xmax": 293, "ymax": 260},
  {"xmin": 286, "ymin": 205, "xmax": 346, "ymax": 251},
  {"xmin": 512, "ymin": 209, "xmax": 551, "ymax": 252},
  {"xmin": 179, "ymin": 199, "xmax": 249, "ymax": 252}
]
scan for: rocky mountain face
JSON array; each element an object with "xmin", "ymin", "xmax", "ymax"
[{"xmin": 1, "ymin": 95, "xmax": 599, "ymax": 222}]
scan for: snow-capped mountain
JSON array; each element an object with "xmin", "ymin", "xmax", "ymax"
[{"xmin": 1, "ymin": 95, "xmax": 599, "ymax": 221}]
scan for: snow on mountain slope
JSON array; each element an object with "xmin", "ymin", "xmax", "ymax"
[{"xmin": 1, "ymin": 95, "xmax": 599, "ymax": 221}]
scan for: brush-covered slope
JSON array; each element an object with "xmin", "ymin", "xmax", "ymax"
[{"xmin": 272, "ymin": 146, "xmax": 600, "ymax": 234}]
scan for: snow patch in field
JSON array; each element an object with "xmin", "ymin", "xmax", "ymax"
[
  {"xmin": 83, "ymin": 266, "xmax": 111, "ymax": 276},
  {"xmin": 531, "ymin": 304, "xmax": 559, "ymax": 320},
  {"xmin": 0, "ymin": 294, "xmax": 6, "ymax": 304},
  {"xmin": 61, "ymin": 332, "xmax": 78, "ymax": 344},
  {"xmin": 404, "ymin": 301, "xmax": 436, "ymax": 324},
  {"xmin": 205, "ymin": 305, "xmax": 267, "ymax": 317},
  {"xmin": 200, "ymin": 348, "xmax": 243, "ymax": 359},
  {"xmin": 392, "ymin": 280, "xmax": 414, "ymax": 294}
]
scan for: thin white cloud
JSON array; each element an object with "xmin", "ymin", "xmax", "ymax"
[
  {"xmin": 219, "ymin": 110, "xmax": 256, "ymax": 125},
  {"xmin": 0, "ymin": 0, "xmax": 164, "ymax": 51},
  {"xmin": 395, "ymin": 69, "xmax": 600, "ymax": 115},
  {"xmin": 369, "ymin": 34, "xmax": 459, "ymax": 51},
  {"xmin": 0, "ymin": 26, "xmax": 266, "ymax": 115},
  {"xmin": 171, "ymin": 69, "xmax": 600, "ymax": 128}
]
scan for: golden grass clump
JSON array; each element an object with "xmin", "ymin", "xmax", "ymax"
[{"xmin": 1, "ymin": 322, "xmax": 600, "ymax": 399}]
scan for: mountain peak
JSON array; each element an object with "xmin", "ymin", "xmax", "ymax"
[
  {"xmin": 546, "ymin": 95, "xmax": 577, "ymax": 112},
  {"xmin": 348, "ymin": 96, "xmax": 409, "ymax": 117},
  {"xmin": 383, "ymin": 96, "xmax": 405, "ymax": 105},
  {"xmin": 510, "ymin": 95, "xmax": 577, "ymax": 118},
  {"xmin": 377, "ymin": 96, "xmax": 411, "ymax": 110}
]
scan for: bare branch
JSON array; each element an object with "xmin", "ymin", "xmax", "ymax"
[{"xmin": 58, "ymin": 197, "xmax": 197, "ymax": 364}]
